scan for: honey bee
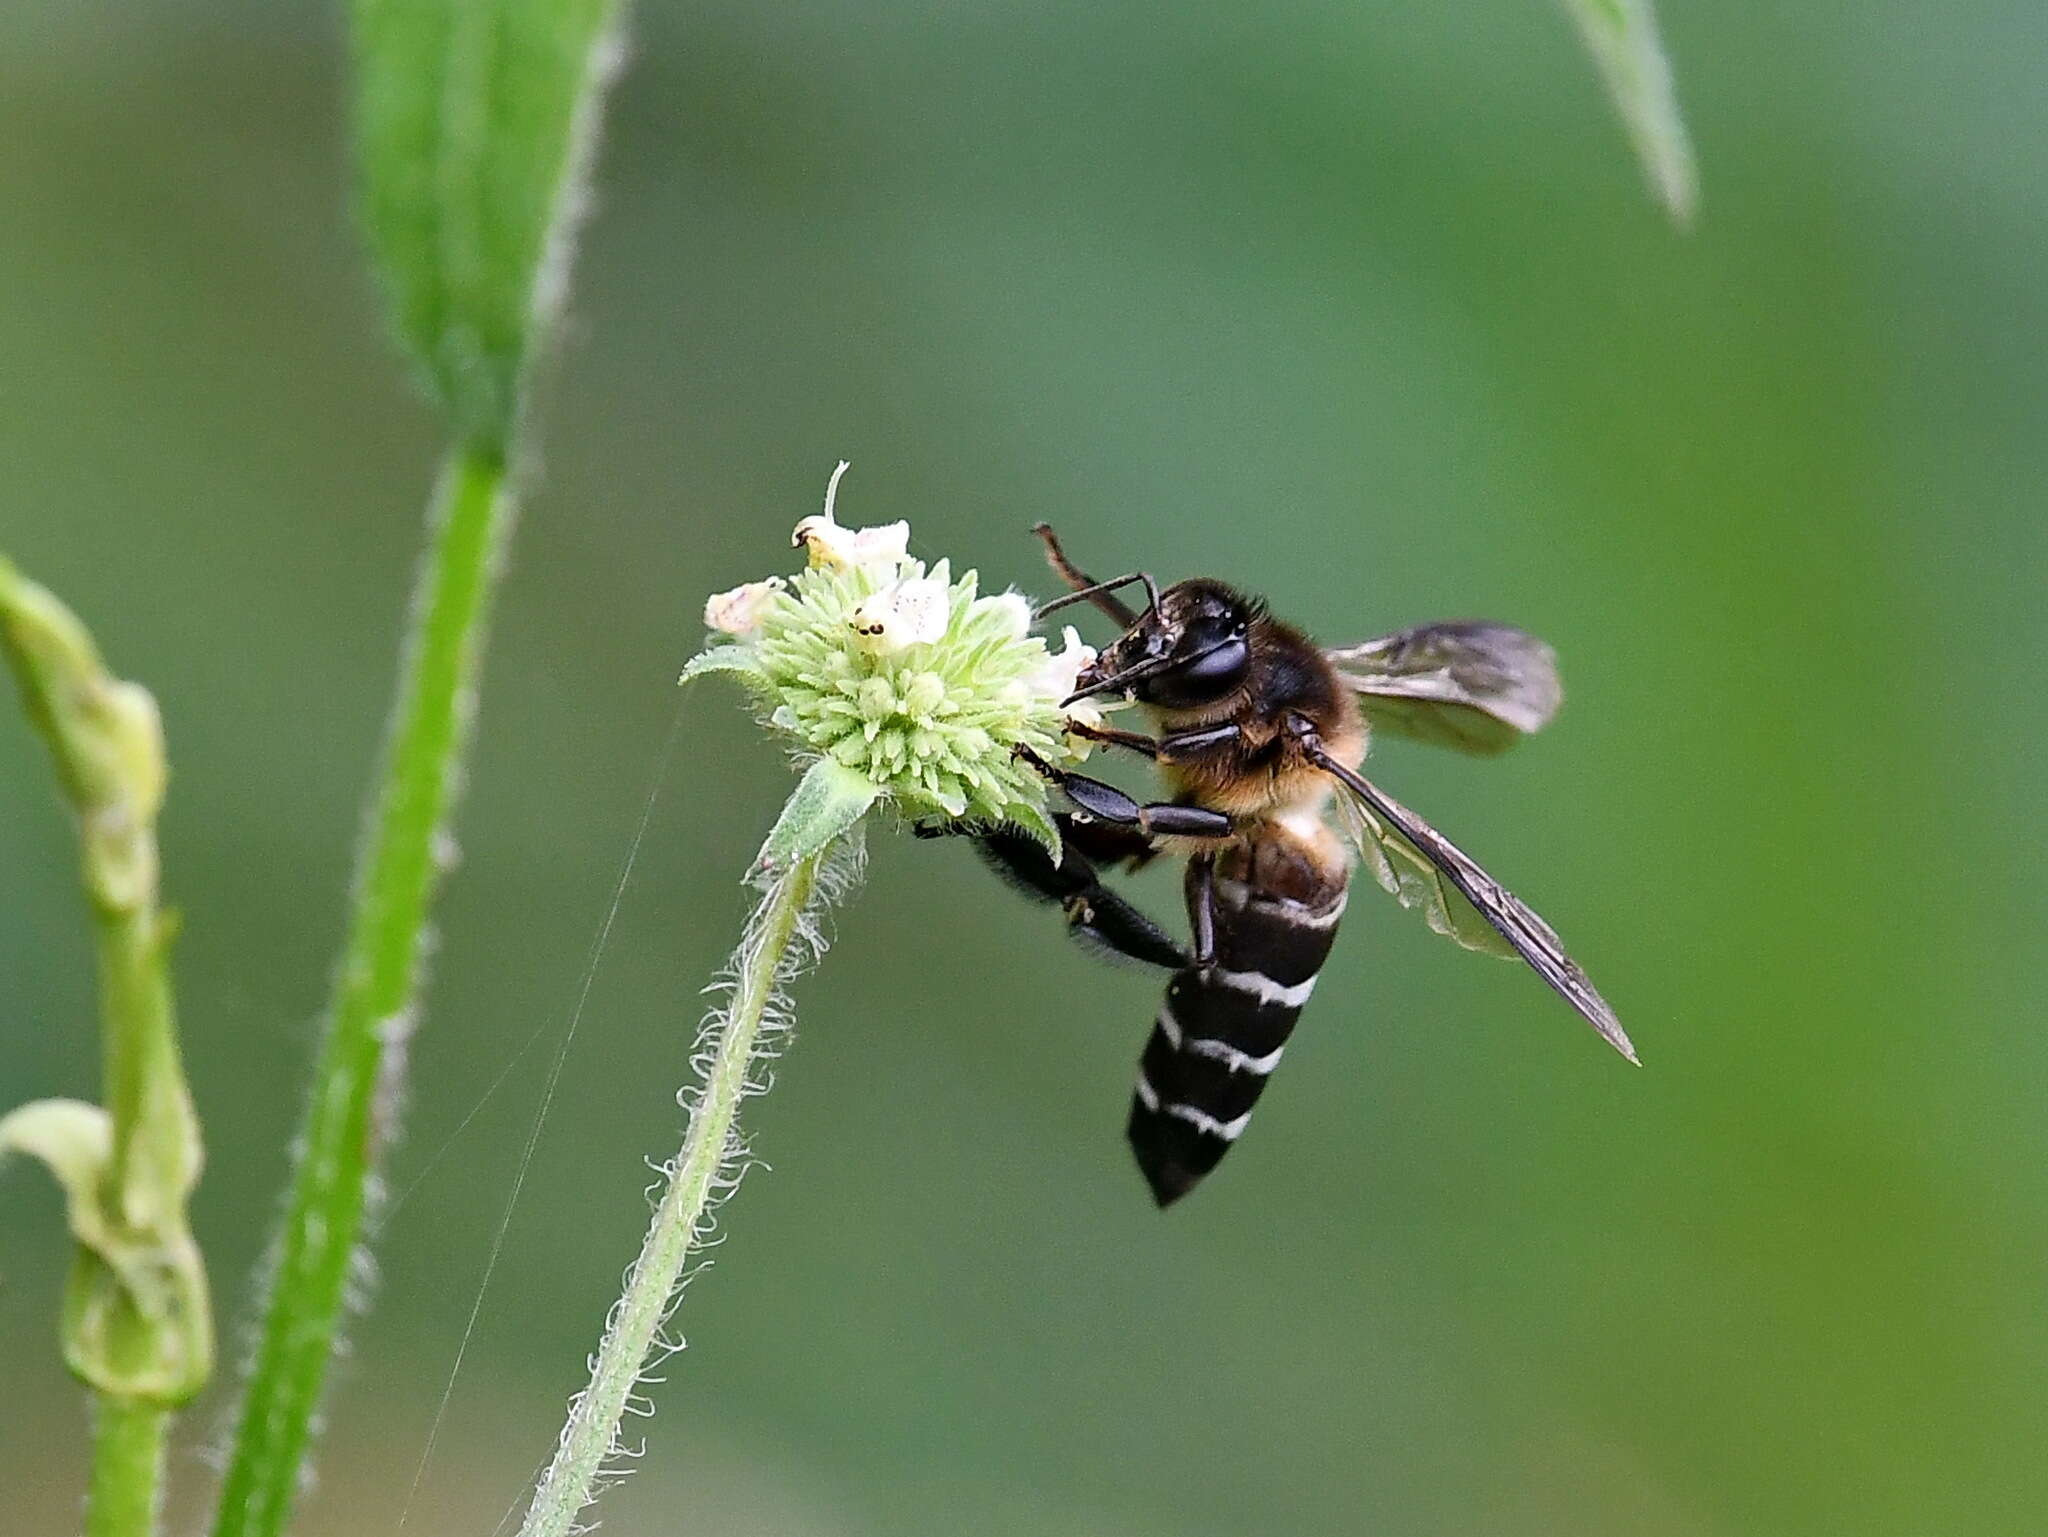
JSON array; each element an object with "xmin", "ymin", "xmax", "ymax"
[{"xmin": 932, "ymin": 526, "xmax": 1636, "ymax": 1206}]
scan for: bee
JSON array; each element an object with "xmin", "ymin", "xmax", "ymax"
[{"xmin": 931, "ymin": 525, "xmax": 1636, "ymax": 1207}]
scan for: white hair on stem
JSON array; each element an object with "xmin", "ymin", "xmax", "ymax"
[
  {"xmin": 514, "ymin": 830, "xmax": 865, "ymax": 1537},
  {"xmin": 521, "ymin": 472, "xmax": 1091, "ymax": 1532}
]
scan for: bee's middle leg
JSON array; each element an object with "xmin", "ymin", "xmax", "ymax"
[{"xmin": 1186, "ymin": 852, "xmax": 1218, "ymax": 969}]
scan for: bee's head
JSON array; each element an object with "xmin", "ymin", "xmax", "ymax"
[{"xmin": 1072, "ymin": 579, "xmax": 1257, "ymax": 710}]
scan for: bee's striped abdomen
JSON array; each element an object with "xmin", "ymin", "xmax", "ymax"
[{"xmin": 1128, "ymin": 849, "xmax": 1348, "ymax": 1206}]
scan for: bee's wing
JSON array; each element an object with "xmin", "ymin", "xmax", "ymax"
[
  {"xmin": 1325, "ymin": 621, "xmax": 1561, "ymax": 755},
  {"xmin": 1327, "ymin": 764, "xmax": 1638, "ymax": 1063}
]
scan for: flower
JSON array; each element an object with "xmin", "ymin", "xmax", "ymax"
[
  {"xmin": 848, "ymin": 574, "xmax": 950, "ymax": 655},
  {"xmin": 793, "ymin": 515, "xmax": 910, "ymax": 573},
  {"xmin": 791, "ymin": 461, "xmax": 909, "ymax": 573},
  {"xmin": 1023, "ymin": 624, "xmax": 1104, "ymax": 730},
  {"xmin": 681, "ymin": 465, "xmax": 1095, "ymax": 859},
  {"xmin": 704, "ymin": 578, "xmax": 785, "ymax": 639}
]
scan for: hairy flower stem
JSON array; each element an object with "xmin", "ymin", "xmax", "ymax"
[
  {"xmin": 214, "ymin": 444, "xmax": 516, "ymax": 1537},
  {"xmin": 518, "ymin": 846, "xmax": 832, "ymax": 1537},
  {"xmin": 88, "ymin": 1401, "xmax": 167, "ymax": 1537}
]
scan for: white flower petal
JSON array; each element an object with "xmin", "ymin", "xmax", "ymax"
[
  {"xmin": 792, "ymin": 513, "xmax": 911, "ymax": 573},
  {"xmin": 848, "ymin": 575, "xmax": 950, "ymax": 656},
  {"xmin": 970, "ymin": 591, "xmax": 1033, "ymax": 641},
  {"xmin": 1025, "ymin": 625, "xmax": 1095, "ymax": 701},
  {"xmin": 1023, "ymin": 624, "xmax": 1109, "ymax": 734},
  {"xmin": 703, "ymin": 578, "xmax": 785, "ymax": 639},
  {"xmin": 1063, "ymin": 695, "xmax": 1107, "ymax": 731}
]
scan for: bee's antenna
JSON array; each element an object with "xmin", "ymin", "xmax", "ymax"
[
  {"xmin": 1060, "ymin": 657, "xmax": 1166, "ymax": 705},
  {"xmin": 1059, "ymin": 628, "xmax": 1238, "ymax": 706},
  {"xmin": 1034, "ymin": 572, "xmax": 1158, "ymax": 625},
  {"xmin": 1030, "ymin": 523, "xmax": 1149, "ymax": 627}
]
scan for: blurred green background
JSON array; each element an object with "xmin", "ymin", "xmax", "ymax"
[{"xmin": 5, "ymin": 1, "xmax": 2045, "ymax": 1533}]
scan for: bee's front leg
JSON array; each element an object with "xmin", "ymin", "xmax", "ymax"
[
  {"xmin": 1062, "ymin": 721, "xmax": 1162, "ymax": 758},
  {"xmin": 1066, "ymin": 719, "xmax": 1245, "ymax": 766}
]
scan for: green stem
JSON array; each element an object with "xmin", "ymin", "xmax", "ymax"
[
  {"xmin": 96, "ymin": 884, "xmax": 193, "ymax": 1237},
  {"xmin": 79, "ymin": 873, "xmax": 201, "ymax": 1537},
  {"xmin": 87, "ymin": 1399, "xmax": 168, "ymax": 1537},
  {"xmin": 3, "ymin": 559, "xmax": 210, "ymax": 1534},
  {"xmin": 517, "ymin": 850, "xmax": 829, "ymax": 1537},
  {"xmin": 213, "ymin": 443, "xmax": 517, "ymax": 1537}
]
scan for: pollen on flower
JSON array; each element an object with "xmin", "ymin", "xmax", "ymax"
[{"xmin": 679, "ymin": 465, "xmax": 1097, "ymax": 849}]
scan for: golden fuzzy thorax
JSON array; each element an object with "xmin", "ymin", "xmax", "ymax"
[
  {"xmin": 1147, "ymin": 621, "xmax": 1366, "ymax": 822},
  {"xmin": 1135, "ymin": 614, "xmax": 1367, "ymax": 889}
]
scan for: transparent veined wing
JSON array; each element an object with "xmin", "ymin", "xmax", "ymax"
[
  {"xmin": 1319, "ymin": 754, "xmax": 1638, "ymax": 1063},
  {"xmin": 1325, "ymin": 621, "xmax": 1562, "ymax": 755}
]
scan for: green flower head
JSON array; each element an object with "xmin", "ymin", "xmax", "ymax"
[{"xmin": 681, "ymin": 464, "xmax": 1101, "ymax": 870}]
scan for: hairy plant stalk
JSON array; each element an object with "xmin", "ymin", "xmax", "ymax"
[
  {"xmin": 507, "ymin": 482, "xmax": 1082, "ymax": 1532},
  {"xmin": 518, "ymin": 841, "xmax": 849, "ymax": 1537},
  {"xmin": 87, "ymin": 1401, "xmax": 168, "ymax": 1537},
  {"xmin": 217, "ymin": 0, "xmax": 627, "ymax": 1520},
  {"xmin": 213, "ymin": 445, "xmax": 515, "ymax": 1537}
]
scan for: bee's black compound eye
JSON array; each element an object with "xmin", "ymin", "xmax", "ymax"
[{"xmin": 1138, "ymin": 624, "xmax": 1251, "ymax": 708}]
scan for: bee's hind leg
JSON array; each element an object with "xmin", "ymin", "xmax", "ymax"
[{"xmin": 919, "ymin": 815, "xmax": 1189, "ymax": 971}]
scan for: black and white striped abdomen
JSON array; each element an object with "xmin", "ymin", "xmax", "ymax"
[{"xmin": 1128, "ymin": 859, "xmax": 1347, "ymax": 1206}]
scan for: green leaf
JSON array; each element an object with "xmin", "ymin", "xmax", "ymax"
[
  {"xmin": 353, "ymin": 0, "xmax": 626, "ymax": 450},
  {"xmin": 2, "ymin": 1097, "xmax": 212, "ymax": 1405},
  {"xmin": 679, "ymin": 645, "xmax": 766, "ymax": 686},
  {"xmin": 1005, "ymin": 799, "xmax": 1064, "ymax": 864},
  {"xmin": 1558, "ymin": 0, "xmax": 1698, "ymax": 226},
  {"xmin": 1, "ymin": 1099, "xmax": 116, "ymax": 1255},
  {"xmin": 753, "ymin": 759, "xmax": 881, "ymax": 878}
]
